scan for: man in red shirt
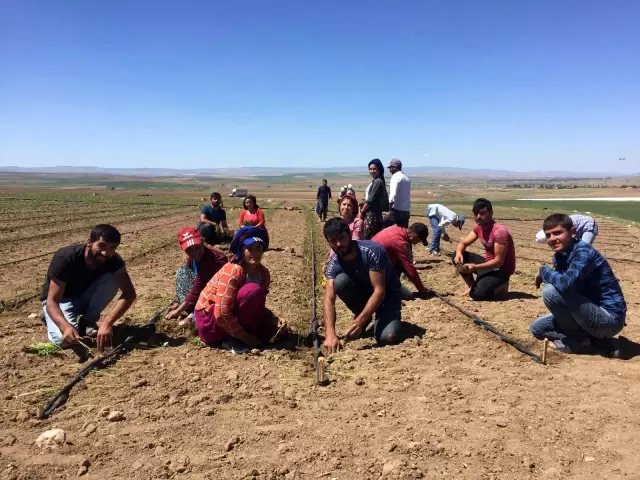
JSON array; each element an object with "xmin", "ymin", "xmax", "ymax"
[
  {"xmin": 166, "ymin": 227, "xmax": 228, "ymax": 320},
  {"xmin": 454, "ymin": 198, "xmax": 516, "ymax": 301},
  {"xmin": 372, "ymin": 223, "xmax": 431, "ymax": 298}
]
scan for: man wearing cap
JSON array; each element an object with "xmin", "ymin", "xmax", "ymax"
[
  {"xmin": 41, "ymin": 224, "xmax": 137, "ymax": 354},
  {"xmin": 322, "ymin": 218, "xmax": 404, "ymax": 352},
  {"xmin": 166, "ymin": 227, "xmax": 228, "ymax": 321},
  {"xmin": 372, "ymin": 223, "xmax": 431, "ymax": 298},
  {"xmin": 385, "ymin": 159, "xmax": 412, "ymax": 229},
  {"xmin": 426, "ymin": 204, "xmax": 465, "ymax": 256}
]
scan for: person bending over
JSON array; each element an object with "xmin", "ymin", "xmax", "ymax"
[
  {"xmin": 529, "ymin": 214, "xmax": 625, "ymax": 356},
  {"xmin": 535, "ymin": 214, "xmax": 598, "ymax": 246},
  {"xmin": 322, "ymin": 218, "xmax": 403, "ymax": 353},
  {"xmin": 372, "ymin": 223, "xmax": 431, "ymax": 299},
  {"xmin": 453, "ymin": 198, "xmax": 516, "ymax": 301}
]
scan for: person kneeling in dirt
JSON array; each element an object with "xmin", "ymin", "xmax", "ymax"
[
  {"xmin": 198, "ymin": 192, "xmax": 231, "ymax": 245},
  {"xmin": 453, "ymin": 198, "xmax": 516, "ymax": 301},
  {"xmin": 194, "ymin": 226, "xmax": 284, "ymax": 349},
  {"xmin": 42, "ymin": 224, "xmax": 137, "ymax": 353},
  {"xmin": 166, "ymin": 227, "xmax": 228, "ymax": 322},
  {"xmin": 372, "ymin": 223, "xmax": 432, "ymax": 299},
  {"xmin": 322, "ymin": 218, "xmax": 403, "ymax": 353},
  {"xmin": 529, "ymin": 214, "xmax": 626, "ymax": 356}
]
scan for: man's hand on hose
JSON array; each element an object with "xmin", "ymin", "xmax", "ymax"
[
  {"xmin": 97, "ymin": 323, "xmax": 113, "ymax": 352},
  {"xmin": 323, "ymin": 333, "xmax": 342, "ymax": 354}
]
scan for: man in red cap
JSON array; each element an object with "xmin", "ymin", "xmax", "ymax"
[
  {"xmin": 372, "ymin": 223, "xmax": 431, "ymax": 298},
  {"xmin": 166, "ymin": 227, "xmax": 228, "ymax": 320}
]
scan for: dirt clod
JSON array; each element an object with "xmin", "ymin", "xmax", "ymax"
[
  {"xmin": 107, "ymin": 411, "xmax": 125, "ymax": 422},
  {"xmin": 35, "ymin": 428, "xmax": 66, "ymax": 449}
]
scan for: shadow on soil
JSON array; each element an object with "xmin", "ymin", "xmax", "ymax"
[{"xmin": 616, "ymin": 336, "xmax": 640, "ymax": 360}]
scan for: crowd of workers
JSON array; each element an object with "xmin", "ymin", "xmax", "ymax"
[{"xmin": 39, "ymin": 157, "xmax": 626, "ymax": 360}]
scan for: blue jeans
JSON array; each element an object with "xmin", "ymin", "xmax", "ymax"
[
  {"xmin": 429, "ymin": 216, "xmax": 442, "ymax": 251},
  {"xmin": 530, "ymin": 284, "xmax": 625, "ymax": 342},
  {"xmin": 333, "ymin": 273, "xmax": 402, "ymax": 345},
  {"xmin": 43, "ymin": 273, "xmax": 119, "ymax": 346}
]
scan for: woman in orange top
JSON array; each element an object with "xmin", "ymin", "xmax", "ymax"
[
  {"xmin": 238, "ymin": 195, "xmax": 266, "ymax": 228},
  {"xmin": 194, "ymin": 226, "xmax": 280, "ymax": 347}
]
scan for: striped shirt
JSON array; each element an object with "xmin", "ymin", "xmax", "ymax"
[
  {"xmin": 540, "ymin": 240, "xmax": 626, "ymax": 317},
  {"xmin": 195, "ymin": 262, "xmax": 270, "ymax": 336}
]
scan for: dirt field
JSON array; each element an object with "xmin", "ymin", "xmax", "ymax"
[{"xmin": 1, "ymin": 189, "xmax": 640, "ymax": 480}]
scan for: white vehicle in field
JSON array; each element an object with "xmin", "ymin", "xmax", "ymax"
[{"xmin": 229, "ymin": 188, "xmax": 248, "ymax": 197}]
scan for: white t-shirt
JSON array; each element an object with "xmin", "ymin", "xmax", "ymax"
[
  {"xmin": 426, "ymin": 204, "xmax": 457, "ymax": 228},
  {"xmin": 389, "ymin": 171, "xmax": 411, "ymax": 212}
]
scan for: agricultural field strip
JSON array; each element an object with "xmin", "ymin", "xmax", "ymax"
[
  {"xmin": 0, "ymin": 205, "xmax": 165, "ymax": 232},
  {"xmin": 0, "ymin": 205, "xmax": 193, "ymax": 245},
  {"xmin": 0, "ymin": 213, "xmax": 199, "ymax": 267},
  {"xmin": 0, "ymin": 196, "xmax": 198, "ymax": 207},
  {"xmin": 0, "ymin": 204, "xmax": 126, "ymax": 220}
]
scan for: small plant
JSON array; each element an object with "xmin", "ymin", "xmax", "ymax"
[
  {"xmin": 23, "ymin": 343, "xmax": 62, "ymax": 357},
  {"xmin": 189, "ymin": 336, "xmax": 205, "ymax": 347}
]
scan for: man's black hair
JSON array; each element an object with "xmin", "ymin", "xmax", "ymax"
[
  {"xmin": 542, "ymin": 213, "xmax": 573, "ymax": 232},
  {"xmin": 323, "ymin": 217, "xmax": 350, "ymax": 239},
  {"xmin": 89, "ymin": 224, "xmax": 121, "ymax": 244},
  {"xmin": 472, "ymin": 198, "xmax": 493, "ymax": 214},
  {"xmin": 210, "ymin": 191, "xmax": 222, "ymax": 200}
]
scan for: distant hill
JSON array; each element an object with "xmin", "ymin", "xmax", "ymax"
[{"xmin": 0, "ymin": 165, "xmax": 616, "ymax": 179}]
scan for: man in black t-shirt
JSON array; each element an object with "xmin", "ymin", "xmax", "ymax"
[{"xmin": 42, "ymin": 224, "xmax": 137, "ymax": 352}]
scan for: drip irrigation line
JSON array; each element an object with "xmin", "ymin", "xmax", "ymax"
[
  {"xmin": 423, "ymin": 289, "xmax": 544, "ymax": 364},
  {"xmin": 37, "ymin": 303, "xmax": 172, "ymax": 419}
]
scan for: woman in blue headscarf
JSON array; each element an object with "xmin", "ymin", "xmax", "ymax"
[
  {"xmin": 360, "ymin": 158, "xmax": 390, "ymax": 239},
  {"xmin": 194, "ymin": 226, "xmax": 284, "ymax": 348}
]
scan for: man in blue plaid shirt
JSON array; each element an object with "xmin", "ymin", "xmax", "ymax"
[{"xmin": 530, "ymin": 214, "xmax": 626, "ymax": 356}]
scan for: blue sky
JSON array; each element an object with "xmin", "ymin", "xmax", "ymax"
[{"xmin": 1, "ymin": 1, "xmax": 639, "ymax": 173}]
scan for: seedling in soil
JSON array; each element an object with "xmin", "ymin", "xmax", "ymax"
[{"xmin": 23, "ymin": 343, "xmax": 62, "ymax": 357}]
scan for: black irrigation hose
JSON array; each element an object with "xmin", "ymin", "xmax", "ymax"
[
  {"xmin": 37, "ymin": 303, "xmax": 171, "ymax": 419},
  {"xmin": 423, "ymin": 289, "xmax": 544, "ymax": 364}
]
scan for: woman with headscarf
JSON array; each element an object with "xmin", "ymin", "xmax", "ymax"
[
  {"xmin": 194, "ymin": 226, "xmax": 283, "ymax": 347},
  {"xmin": 360, "ymin": 158, "xmax": 390, "ymax": 239}
]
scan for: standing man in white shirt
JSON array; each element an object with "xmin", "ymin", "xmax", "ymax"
[
  {"xmin": 426, "ymin": 203, "xmax": 465, "ymax": 256},
  {"xmin": 386, "ymin": 159, "xmax": 411, "ymax": 228}
]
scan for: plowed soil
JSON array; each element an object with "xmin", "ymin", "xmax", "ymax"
[{"xmin": 1, "ymin": 195, "xmax": 640, "ymax": 480}]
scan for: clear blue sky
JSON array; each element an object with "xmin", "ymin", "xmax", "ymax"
[{"xmin": 1, "ymin": 1, "xmax": 638, "ymax": 173}]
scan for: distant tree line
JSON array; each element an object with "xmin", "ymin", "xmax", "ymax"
[{"xmin": 505, "ymin": 183, "xmax": 639, "ymax": 189}]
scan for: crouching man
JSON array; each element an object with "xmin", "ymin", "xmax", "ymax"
[
  {"xmin": 322, "ymin": 218, "xmax": 403, "ymax": 353},
  {"xmin": 530, "ymin": 214, "xmax": 626, "ymax": 356},
  {"xmin": 42, "ymin": 224, "xmax": 136, "ymax": 352}
]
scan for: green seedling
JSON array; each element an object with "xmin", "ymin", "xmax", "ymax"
[{"xmin": 23, "ymin": 343, "xmax": 62, "ymax": 357}]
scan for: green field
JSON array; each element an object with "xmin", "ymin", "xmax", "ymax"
[{"xmin": 493, "ymin": 200, "xmax": 640, "ymax": 223}]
